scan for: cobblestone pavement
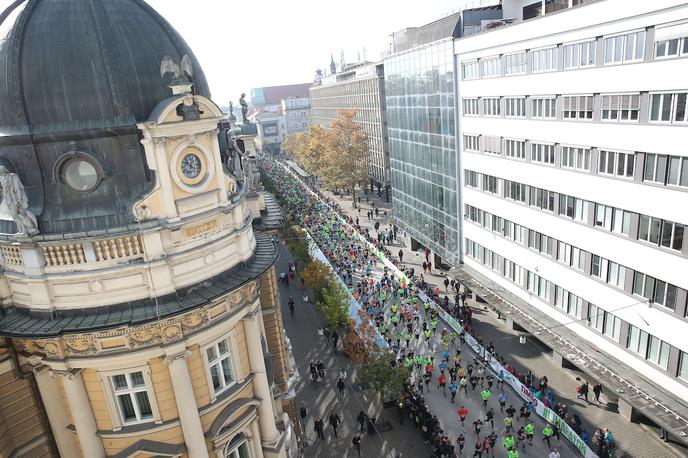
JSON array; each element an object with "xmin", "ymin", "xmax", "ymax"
[
  {"xmin": 323, "ymin": 187, "xmax": 688, "ymax": 458},
  {"xmin": 275, "ymin": 242, "xmax": 432, "ymax": 458}
]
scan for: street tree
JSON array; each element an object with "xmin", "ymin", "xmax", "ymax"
[
  {"xmin": 320, "ymin": 110, "xmax": 368, "ymax": 207},
  {"xmin": 359, "ymin": 350, "xmax": 411, "ymax": 403},
  {"xmin": 284, "ymin": 125, "xmax": 329, "ymax": 176},
  {"xmin": 301, "ymin": 260, "xmax": 331, "ymax": 302},
  {"xmin": 342, "ymin": 310, "xmax": 377, "ymax": 364},
  {"xmin": 316, "ymin": 278, "xmax": 350, "ymax": 331},
  {"xmin": 280, "ymin": 220, "xmax": 310, "ymax": 267}
]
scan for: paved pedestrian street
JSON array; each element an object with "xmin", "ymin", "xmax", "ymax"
[{"xmin": 276, "ymin": 242, "xmax": 432, "ymax": 458}]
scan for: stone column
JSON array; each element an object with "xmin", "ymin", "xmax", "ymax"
[
  {"xmin": 164, "ymin": 349, "xmax": 209, "ymax": 458},
  {"xmin": 243, "ymin": 315, "xmax": 280, "ymax": 444},
  {"xmin": 52, "ymin": 369, "xmax": 105, "ymax": 458},
  {"xmin": 250, "ymin": 418, "xmax": 263, "ymax": 457},
  {"xmin": 32, "ymin": 365, "xmax": 78, "ymax": 458}
]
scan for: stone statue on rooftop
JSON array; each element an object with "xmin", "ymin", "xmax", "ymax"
[
  {"xmin": 0, "ymin": 166, "xmax": 39, "ymax": 236},
  {"xmin": 240, "ymin": 93, "xmax": 249, "ymax": 122}
]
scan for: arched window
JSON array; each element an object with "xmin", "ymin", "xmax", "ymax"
[{"xmin": 225, "ymin": 433, "xmax": 250, "ymax": 458}]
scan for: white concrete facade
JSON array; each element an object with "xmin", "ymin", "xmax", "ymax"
[
  {"xmin": 309, "ymin": 63, "xmax": 390, "ymax": 193},
  {"xmin": 455, "ymin": 0, "xmax": 688, "ymax": 402}
]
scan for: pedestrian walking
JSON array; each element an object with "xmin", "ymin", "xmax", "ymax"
[
  {"xmin": 352, "ymin": 434, "xmax": 361, "ymax": 456},
  {"xmin": 503, "ymin": 415, "xmax": 513, "ymax": 433},
  {"xmin": 552, "ymin": 423, "xmax": 561, "ymax": 444},
  {"xmin": 549, "ymin": 448, "xmax": 561, "ymax": 458},
  {"xmin": 337, "ymin": 378, "xmax": 345, "ymax": 397},
  {"xmin": 576, "ymin": 381, "xmax": 591, "ymax": 404},
  {"xmin": 314, "ymin": 416, "xmax": 324, "ymax": 439},
  {"xmin": 357, "ymin": 410, "xmax": 367, "ymax": 433},
  {"xmin": 398, "ymin": 249, "xmax": 404, "ymax": 263},
  {"xmin": 329, "ymin": 412, "xmax": 341, "ymax": 437},
  {"xmin": 593, "ymin": 383, "xmax": 603, "ymax": 403},
  {"xmin": 473, "ymin": 418, "xmax": 483, "ymax": 436},
  {"xmin": 498, "ymin": 392, "xmax": 506, "ymax": 412},
  {"xmin": 457, "ymin": 434, "xmax": 466, "ymax": 456},
  {"xmin": 503, "ymin": 433, "xmax": 515, "ymax": 451}
]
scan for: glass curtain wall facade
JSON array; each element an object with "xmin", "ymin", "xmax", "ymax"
[{"xmin": 385, "ymin": 39, "xmax": 459, "ymax": 263}]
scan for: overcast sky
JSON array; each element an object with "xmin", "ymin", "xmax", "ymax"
[{"xmin": 146, "ymin": 0, "xmax": 463, "ymax": 106}]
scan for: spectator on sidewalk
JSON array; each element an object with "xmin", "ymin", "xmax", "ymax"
[
  {"xmin": 576, "ymin": 381, "xmax": 591, "ymax": 404},
  {"xmin": 398, "ymin": 249, "xmax": 404, "ymax": 263}
]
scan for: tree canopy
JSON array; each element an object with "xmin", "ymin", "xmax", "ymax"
[{"xmin": 284, "ymin": 110, "xmax": 369, "ymax": 207}]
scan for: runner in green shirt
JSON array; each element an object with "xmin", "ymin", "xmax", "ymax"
[
  {"xmin": 524, "ymin": 422, "xmax": 534, "ymax": 445},
  {"xmin": 542, "ymin": 425, "xmax": 554, "ymax": 448},
  {"xmin": 508, "ymin": 449, "xmax": 519, "ymax": 458},
  {"xmin": 503, "ymin": 434, "xmax": 515, "ymax": 450},
  {"xmin": 480, "ymin": 388, "xmax": 492, "ymax": 408}
]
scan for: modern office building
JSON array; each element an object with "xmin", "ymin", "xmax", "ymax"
[
  {"xmin": 309, "ymin": 62, "xmax": 391, "ymax": 200},
  {"xmin": 454, "ymin": 0, "xmax": 688, "ymax": 439},
  {"xmin": 384, "ymin": 14, "xmax": 463, "ymax": 265},
  {"xmin": 0, "ymin": 1, "xmax": 297, "ymax": 457}
]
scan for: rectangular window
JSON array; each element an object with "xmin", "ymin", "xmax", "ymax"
[
  {"xmin": 462, "ymin": 61, "xmax": 479, "ymax": 80},
  {"xmin": 206, "ymin": 338, "xmax": 235, "ymax": 394},
  {"xmin": 562, "ymin": 95, "xmax": 594, "ymax": 120},
  {"xmin": 650, "ymin": 92, "xmax": 688, "ymax": 123},
  {"xmin": 530, "ymin": 143, "xmax": 555, "ymax": 165},
  {"xmin": 111, "ymin": 371, "xmax": 154, "ymax": 424},
  {"xmin": 482, "ymin": 136, "xmax": 501, "ymax": 155},
  {"xmin": 588, "ymin": 304, "xmax": 605, "ymax": 332},
  {"xmin": 564, "ymin": 40, "xmax": 597, "ymax": 69},
  {"xmin": 561, "ymin": 146, "xmax": 591, "ymax": 170},
  {"xmin": 482, "ymin": 174, "xmax": 499, "ymax": 194},
  {"xmin": 532, "ymin": 47, "xmax": 558, "ymax": 73},
  {"xmin": 557, "ymin": 241, "xmax": 585, "ymax": 270},
  {"xmin": 602, "ymin": 312, "xmax": 621, "ymax": 341},
  {"xmin": 601, "ymin": 94, "xmax": 640, "ymax": 121},
  {"xmin": 645, "ymin": 153, "xmax": 688, "ymax": 186},
  {"xmin": 606, "ymin": 261, "xmax": 627, "ymax": 289},
  {"xmin": 554, "ymin": 287, "xmax": 582, "ymax": 318},
  {"xmin": 598, "ymin": 150, "xmax": 635, "ymax": 178},
  {"xmin": 632, "ymin": 272, "xmax": 678, "ymax": 311},
  {"xmin": 627, "ymin": 325, "xmax": 649, "ymax": 356},
  {"xmin": 647, "ymin": 336, "xmax": 670, "ymax": 369},
  {"xmin": 505, "ymin": 97, "xmax": 526, "ymax": 117},
  {"xmin": 504, "ymin": 139, "xmax": 526, "ymax": 159},
  {"xmin": 504, "ymin": 180, "xmax": 527, "ymax": 203},
  {"xmin": 604, "ymin": 31, "xmax": 645, "ymax": 64},
  {"xmin": 505, "ymin": 52, "xmax": 527, "ymax": 75},
  {"xmin": 462, "ymin": 98, "xmax": 480, "ymax": 116},
  {"xmin": 463, "ymin": 134, "xmax": 480, "ymax": 152},
  {"xmin": 532, "ymin": 97, "xmax": 556, "ymax": 119},
  {"xmin": 679, "ymin": 352, "xmax": 688, "ymax": 381},
  {"xmin": 559, "ymin": 194, "xmax": 589, "ymax": 222},
  {"xmin": 465, "ymin": 170, "xmax": 479, "ymax": 188},
  {"xmin": 638, "ymin": 215, "xmax": 684, "ymax": 251},
  {"xmin": 481, "ymin": 57, "xmax": 501, "ymax": 78},
  {"xmin": 483, "ymin": 97, "xmax": 501, "ymax": 116},
  {"xmin": 654, "ymin": 24, "xmax": 688, "ymax": 58},
  {"xmin": 594, "ymin": 203, "xmax": 631, "ymax": 235},
  {"xmin": 529, "ymin": 187, "xmax": 555, "ymax": 212}
]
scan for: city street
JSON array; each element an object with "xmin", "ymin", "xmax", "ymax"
[
  {"xmin": 320, "ymin": 185, "xmax": 687, "ymax": 458},
  {"xmin": 268, "ymin": 161, "xmax": 577, "ymax": 457}
]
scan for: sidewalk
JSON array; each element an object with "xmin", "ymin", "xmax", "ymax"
[
  {"xmin": 275, "ymin": 242, "xmax": 431, "ymax": 458},
  {"xmin": 323, "ymin": 186, "xmax": 687, "ymax": 458}
]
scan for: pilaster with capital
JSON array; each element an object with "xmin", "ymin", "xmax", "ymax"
[
  {"xmin": 243, "ymin": 314, "xmax": 281, "ymax": 448},
  {"xmin": 163, "ymin": 348, "xmax": 209, "ymax": 458},
  {"xmin": 51, "ymin": 368, "xmax": 105, "ymax": 458},
  {"xmin": 32, "ymin": 364, "xmax": 79, "ymax": 458}
]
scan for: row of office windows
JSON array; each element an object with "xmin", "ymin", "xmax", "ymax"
[
  {"xmin": 464, "ymin": 203, "xmax": 686, "ymax": 314},
  {"xmin": 465, "ymin": 239, "xmax": 687, "ymax": 377},
  {"xmin": 460, "ymin": 22, "xmax": 688, "ymax": 81},
  {"xmin": 461, "ymin": 91, "xmax": 688, "ymax": 124},
  {"xmin": 464, "ymin": 171, "xmax": 686, "ymax": 256},
  {"xmin": 462, "ymin": 134, "xmax": 688, "ymax": 189}
]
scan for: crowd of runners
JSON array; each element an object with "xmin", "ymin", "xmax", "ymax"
[{"xmin": 261, "ymin": 157, "xmax": 619, "ymax": 458}]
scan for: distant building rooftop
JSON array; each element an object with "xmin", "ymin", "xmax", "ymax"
[{"xmin": 251, "ymin": 83, "xmax": 312, "ymax": 107}]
